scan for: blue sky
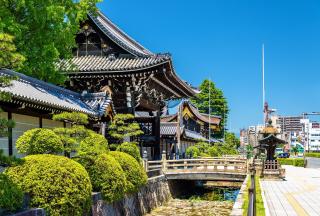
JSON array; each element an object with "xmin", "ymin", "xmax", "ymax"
[{"xmin": 99, "ymin": 0, "xmax": 320, "ymax": 133}]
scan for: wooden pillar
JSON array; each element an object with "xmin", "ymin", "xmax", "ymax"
[
  {"xmin": 8, "ymin": 112, "xmax": 13, "ymax": 156},
  {"xmin": 154, "ymin": 111, "xmax": 161, "ymax": 160},
  {"xmin": 39, "ymin": 117, "xmax": 43, "ymax": 128}
]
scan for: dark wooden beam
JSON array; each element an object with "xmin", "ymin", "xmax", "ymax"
[{"xmin": 8, "ymin": 112, "xmax": 12, "ymax": 156}]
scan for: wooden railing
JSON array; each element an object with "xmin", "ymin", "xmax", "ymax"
[
  {"xmin": 264, "ymin": 160, "xmax": 279, "ymax": 170},
  {"xmin": 144, "ymin": 156, "xmax": 247, "ymax": 176}
]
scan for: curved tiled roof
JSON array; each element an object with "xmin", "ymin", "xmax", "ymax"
[
  {"xmin": 0, "ymin": 69, "xmax": 113, "ymax": 117},
  {"xmin": 185, "ymin": 101, "xmax": 221, "ymax": 125},
  {"xmin": 60, "ymin": 55, "xmax": 169, "ymax": 73},
  {"xmin": 88, "ymin": 11, "xmax": 153, "ymax": 57},
  {"xmin": 160, "ymin": 122, "xmax": 178, "ymax": 136}
]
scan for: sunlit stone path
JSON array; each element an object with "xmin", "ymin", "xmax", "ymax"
[{"xmin": 261, "ymin": 165, "xmax": 320, "ymax": 216}]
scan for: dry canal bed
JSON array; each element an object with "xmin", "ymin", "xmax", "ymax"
[
  {"xmin": 145, "ymin": 199, "xmax": 233, "ymax": 216},
  {"xmin": 145, "ymin": 182, "xmax": 239, "ymax": 216}
]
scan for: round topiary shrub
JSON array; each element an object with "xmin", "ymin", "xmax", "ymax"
[
  {"xmin": 16, "ymin": 128, "xmax": 63, "ymax": 155},
  {"xmin": 5, "ymin": 154, "xmax": 92, "ymax": 216},
  {"xmin": 109, "ymin": 151, "xmax": 147, "ymax": 194},
  {"xmin": 78, "ymin": 132, "xmax": 109, "ymax": 156},
  {"xmin": 0, "ymin": 173, "xmax": 24, "ymax": 213},
  {"xmin": 116, "ymin": 142, "xmax": 141, "ymax": 163},
  {"xmin": 75, "ymin": 153, "xmax": 127, "ymax": 202}
]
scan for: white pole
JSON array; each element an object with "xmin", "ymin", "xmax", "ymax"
[
  {"xmin": 262, "ymin": 44, "xmax": 265, "ymax": 122},
  {"xmin": 209, "ymin": 77, "xmax": 211, "ymax": 143}
]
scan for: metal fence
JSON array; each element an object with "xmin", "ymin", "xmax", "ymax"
[{"xmin": 247, "ymin": 173, "xmax": 256, "ymax": 216}]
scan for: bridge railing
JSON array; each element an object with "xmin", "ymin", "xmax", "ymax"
[
  {"xmin": 144, "ymin": 154, "xmax": 247, "ymax": 176},
  {"xmin": 165, "ymin": 158, "xmax": 247, "ymax": 173}
]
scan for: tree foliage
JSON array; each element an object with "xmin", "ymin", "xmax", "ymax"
[
  {"xmin": 0, "ymin": 33, "xmax": 25, "ymax": 69},
  {"xmin": 108, "ymin": 114, "xmax": 143, "ymax": 145},
  {"xmin": 225, "ymin": 132, "xmax": 240, "ymax": 149},
  {"xmin": 0, "ymin": 72, "xmax": 16, "ymax": 137},
  {"xmin": 0, "ymin": 173, "xmax": 24, "ymax": 213},
  {"xmin": 186, "ymin": 146, "xmax": 200, "ymax": 158},
  {"xmin": 191, "ymin": 79, "xmax": 229, "ymax": 138},
  {"xmin": 52, "ymin": 112, "xmax": 89, "ymax": 125},
  {"xmin": 53, "ymin": 112, "xmax": 90, "ymax": 157},
  {"xmin": 0, "ymin": 0, "xmax": 100, "ymax": 84}
]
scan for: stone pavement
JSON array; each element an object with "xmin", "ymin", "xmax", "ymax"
[{"xmin": 261, "ymin": 165, "xmax": 320, "ymax": 216}]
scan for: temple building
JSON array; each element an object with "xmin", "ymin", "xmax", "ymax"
[
  {"xmin": 0, "ymin": 11, "xmax": 196, "ymax": 159},
  {"xmin": 160, "ymin": 101, "xmax": 221, "ymax": 159},
  {"xmin": 0, "ymin": 69, "xmax": 114, "ymax": 156},
  {"xmin": 59, "ymin": 11, "xmax": 196, "ymax": 159}
]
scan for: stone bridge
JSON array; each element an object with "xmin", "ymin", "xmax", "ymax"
[{"xmin": 144, "ymin": 157, "xmax": 248, "ymax": 182}]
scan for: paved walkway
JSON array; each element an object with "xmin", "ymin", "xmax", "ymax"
[{"xmin": 261, "ymin": 165, "xmax": 320, "ymax": 216}]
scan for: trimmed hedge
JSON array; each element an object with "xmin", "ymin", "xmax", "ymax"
[
  {"xmin": 109, "ymin": 151, "xmax": 147, "ymax": 194},
  {"xmin": 78, "ymin": 132, "xmax": 109, "ymax": 156},
  {"xmin": 116, "ymin": 142, "xmax": 141, "ymax": 163},
  {"xmin": 16, "ymin": 128, "xmax": 63, "ymax": 155},
  {"xmin": 0, "ymin": 173, "xmax": 23, "ymax": 213},
  {"xmin": 186, "ymin": 146, "xmax": 200, "ymax": 158},
  {"xmin": 277, "ymin": 158, "xmax": 305, "ymax": 167},
  {"xmin": 305, "ymin": 152, "xmax": 320, "ymax": 158},
  {"xmin": 5, "ymin": 154, "xmax": 92, "ymax": 216},
  {"xmin": 75, "ymin": 153, "xmax": 127, "ymax": 202}
]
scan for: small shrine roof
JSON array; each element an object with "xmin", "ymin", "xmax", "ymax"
[
  {"xmin": 183, "ymin": 129, "xmax": 207, "ymax": 141},
  {"xmin": 259, "ymin": 134, "xmax": 287, "ymax": 144},
  {"xmin": 160, "ymin": 122, "xmax": 177, "ymax": 136}
]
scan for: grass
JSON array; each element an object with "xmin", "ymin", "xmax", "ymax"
[
  {"xmin": 305, "ymin": 152, "xmax": 320, "ymax": 158},
  {"xmin": 242, "ymin": 175, "xmax": 265, "ymax": 216},
  {"xmin": 277, "ymin": 158, "xmax": 305, "ymax": 167}
]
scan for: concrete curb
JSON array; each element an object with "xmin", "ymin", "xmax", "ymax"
[{"xmin": 230, "ymin": 175, "xmax": 248, "ymax": 216}]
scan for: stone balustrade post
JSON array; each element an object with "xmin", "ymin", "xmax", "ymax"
[
  {"xmin": 224, "ymin": 161, "xmax": 228, "ymax": 171},
  {"xmin": 161, "ymin": 150, "xmax": 167, "ymax": 174},
  {"xmin": 143, "ymin": 150, "xmax": 148, "ymax": 172},
  {"xmin": 203, "ymin": 159, "xmax": 208, "ymax": 171}
]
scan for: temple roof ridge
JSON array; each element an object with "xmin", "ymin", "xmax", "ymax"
[{"xmin": 88, "ymin": 10, "xmax": 154, "ymax": 57}]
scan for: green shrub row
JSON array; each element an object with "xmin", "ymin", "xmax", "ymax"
[
  {"xmin": 277, "ymin": 158, "xmax": 305, "ymax": 167},
  {"xmin": 5, "ymin": 155, "xmax": 92, "ymax": 216},
  {"xmin": 3, "ymin": 111, "xmax": 147, "ymax": 215},
  {"xmin": 305, "ymin": 152, "xmax": 320, "ymax": 158}
]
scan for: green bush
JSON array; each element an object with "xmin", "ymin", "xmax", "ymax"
[
  {"xmin": 109, "ymin": 151, "xmax": 147, "ymax": 194},
  {"xmin": 277, "ymin": 158, "xmax": 305, "ymax": 167},
  {"xmin": 0, "ymin": 173, "xmax": 24, "ymax": 213},
  {"xmin": 186, "ymin": 146, "xmax": 200, "ymax": 158},
  {"xmin": 5, "ymin": 154, "xmax": 92, "ymax": 216},
  {"xmin": 305, "ymin": 152, "xmax": 320, "ymax": 158},
  {"xmin": 208, "ymin": 146, "xmax": 220, "ymax": 157},
  {"xmin": 16, "ymin": 128, "xmax": 63, "ymax": 155},
  {"xmin": 116, "ymin": 142, "xmax": 141, "ymax": 163},
  {"xmin": 78, "ymin": 132, "xmax": 109, "ymax": 156},
  {"xmin": 75, "ymin": 153, "xmax": 127, "ymax": 202}
]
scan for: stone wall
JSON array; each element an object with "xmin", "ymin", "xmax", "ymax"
[
  {"xmin": 230, "ymin": 175, "xmax": 248, "ymax": 216},
  {"xmin": 91, "ymin": 175, "xmax": 171, "ymax": 216}
]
